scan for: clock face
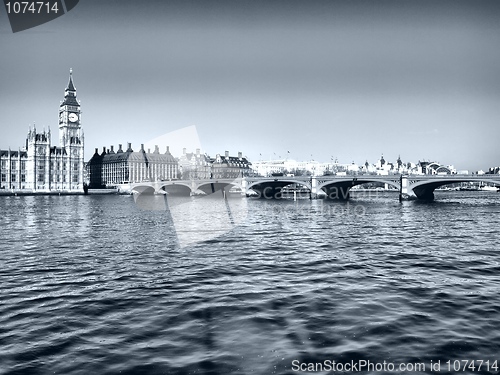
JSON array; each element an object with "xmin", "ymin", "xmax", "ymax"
[
  {"xmin": 68, "ymin": 113, "xmax": 78, "ymax": 122},
  {"xmin": 37, "ymin": 147, "xmax": 44, "ymax": 155},
  {"xmin": 72, "ymin": 149, "xmax": 78, "ymax": 156}
]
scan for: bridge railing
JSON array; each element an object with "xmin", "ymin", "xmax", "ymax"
[{"xmin": 125, "ymin": 173, "xmax": 500, "ymax": 187}]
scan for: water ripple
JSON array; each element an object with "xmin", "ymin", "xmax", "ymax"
[{"xmin": 0, "ymin": 192, "xmax": 499, "ymax": 374}]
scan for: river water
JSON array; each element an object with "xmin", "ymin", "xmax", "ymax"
[{"xmin": 1, "ymin": 191, "xmax": 499, "ymax": 375}]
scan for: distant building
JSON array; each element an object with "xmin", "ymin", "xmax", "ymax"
[
  {"xmin": 487, "ymin": 166, "xmax": 500, "ymax": 175},
  {"xmin": 251, "ymin": 159, "xmax": 286, "ymax": 176},
  {"xmin": 178, "ymin": 148, "xmax": 212, "ymax": 179},
  {"xmin": 87, "ymin": 143, "xmax": 178, "ymax": 188},
  {"xmin": 210, "ymin": 151, "xmax": 252, "ymax": 178},
  {"xmin": 0, "ymin": 70, "xmax": 84, "ymax": 192},
  {"xmin": 177, "ymin": 149, "xmax": 252, "ymax": 179},
  {"xmin": 252, "ymin": 159, "xmax": 330, "ymax": 177},
  {"xmin": 418, "ymin": 161, "xmax": 455, "ymax": 175}
]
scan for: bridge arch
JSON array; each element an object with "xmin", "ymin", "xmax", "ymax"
[
  {"xmin": 409, "ymin": 177, "xmax": 500, "ymax": 200},
  {"xmin": 246, "ymin": 178, "xmax": 312, "ymax": 199},
  {"xmin": 246, "ymin": 178, "xmax": 312, "ymax": 191},
  {"xmin": 157, "ymin": 181, "xmax": 193, "ymax": 196},
  {"xmin": 195, "ymin": 180, "xmax": 243, "ymax": 195},
  {"xmin": 156, "ymin": 181, "xmax": 192, "ymax": 189},
  {"xmin": 317, "ymin": 177, "xmax": 400, "ymax": 200}
]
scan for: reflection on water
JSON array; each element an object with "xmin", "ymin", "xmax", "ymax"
[
  {"xmin": 3, "ymin": 196, "xmax": 92, "ymax": 251},
  {"xmin": 134, "ymin": 193, "xmax": 248, "ymax": 247}
]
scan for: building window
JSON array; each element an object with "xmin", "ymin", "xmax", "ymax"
[
  {"xmin": 1, "ymin": 160, "xmax": 6, "ymax": 169},
  {"xmin": 38, "ymin": 163, "xmax": 44, "ymax": 170},
  {"xmin": 21, "ymin": 161, "xmax": 26, "ymax": 170},
  {"xmin": 38, "ymin": 174, "xmax": 44, "ymax": 182},
  {"xmin": 21, "ymin": 174, "xmax": 25, "ymax": 183},
  {"xmin": 11, "ymin": 174, "xmax": 16, "ymax": 182},
  {"xmin": 72, "ymin": 174, "xmax": 78, "ymax": 183},
  {"xmin": 11, "ymin": 161, "xmax": 16, "ymax": 169},
  {"xmin": 63, "ymin": 162, "xmax": 66, "ymax": 170},
  {"xmin": 1, "ymin": 174, "xmax": 6, "ymax": 182},
  {"xmin": 73, "ymin": 162, "xmax": 78, "ymax": 171},
  {"xmin": 63, "ymin": 175, "xmax": 66, "ymax": 183}
]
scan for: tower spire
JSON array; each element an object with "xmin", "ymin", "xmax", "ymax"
[
  {"xmin": 62, "ymin": 69, "xmax": 78, "ymax": 106},
  {"xmin": 66, "ymin": 68, "xmax": 76, "ymax": 91}
]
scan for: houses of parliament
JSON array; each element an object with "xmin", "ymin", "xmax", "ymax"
[{"xmin": 0, "ymin": 70, "xmax": 85, "ymax": 192}]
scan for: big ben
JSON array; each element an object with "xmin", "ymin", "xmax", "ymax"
[
  {"xmin": 58, "ymin": 68, "xmax": 84, "ymax": 190},
  {"xmin": 1, "ymin": 70, "xmax": 85, "ymax": 192},
  {"xmin": 59, "ymin": 69, "xmax": 82, "ymax": 145}
]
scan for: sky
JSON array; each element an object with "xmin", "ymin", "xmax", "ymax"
[{"xmin": 1, "ymin": 0, "xmax": 499, "ymax": 171}]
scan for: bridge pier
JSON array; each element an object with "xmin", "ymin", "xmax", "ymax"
[
  {"xmin": 311, "ymin": 177, "xmax": 318, "ymax": 199},
  {"xmin": 399, "ymin": 175, "xmax": 406, "ymax": 202},
  {"xmin": 241, "ymin": 178, "xmax": 248, "ymax": 196},
  {"xmin": 399, "ymin": 176, "xmax": 419, "ymax": 201}
]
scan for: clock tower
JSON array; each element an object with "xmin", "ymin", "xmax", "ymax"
[
  {"xmin": 58, "ymin": 69, "xmax": 84, "ymax": 191},
  {"xmin": 59, "ymin": 69, "xmax": 83, "ymax": 148}
]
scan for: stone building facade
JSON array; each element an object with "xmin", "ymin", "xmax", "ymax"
[
  {"xmin": 210, "ymin": 151, "xmax": 251, "ymax": 179},
  {"xmin": 87, "ymin": 143, "xmax": 178, "ymax": 188},
  {"xmin": 178, "ymin": 148, "xmax": 212, "ymax": 180}
]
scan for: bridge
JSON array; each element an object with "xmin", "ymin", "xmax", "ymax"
[
  {"xmin": 119, "ymin": 174, "xmax": 500, "ymax": 201},
  {"xmin": 123, "ymin": 178, "xmax": 244, "ymax": 196}
]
